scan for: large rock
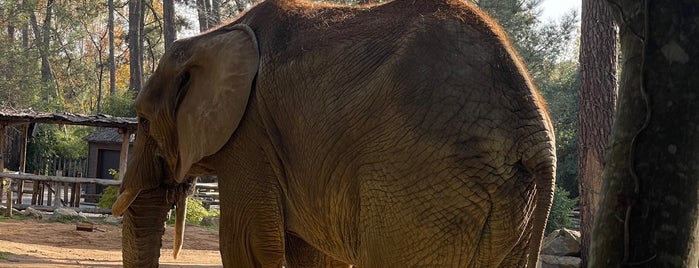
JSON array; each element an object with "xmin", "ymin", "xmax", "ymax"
[
  {"xmin": 538, "ymin": 255, "xmax": 582, "ymax": 268},
  {"xmin": 104, "ymin": 215, "xmax": 122, "ymax": 224},
  {"xmin": 51, "ymin": 208, "xmax": 87, "ymax": 222},
  {"xmin": 20, "ymin": 207, "xmax": 45, "ymax": 219},
  {"xmin": 201, "ymin": 216, "xmax": 220, "ymax": 227},
  {"xmin": 542, "ymin": 228, "xmax": 581, "ymax": 256}
]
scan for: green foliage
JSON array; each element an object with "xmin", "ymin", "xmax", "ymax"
[
  {"xmin": 168, "ymin": 198, "xmax": 220, "ymax": 226},
  {"xmin": 0, "ymin": 251, "xmax": 11, "ymax": 260},
  {"xmin": 537, "ymin": 61, "xmax": 580, "ymax": 196},
  {"xmin": 101, "ymin": 91, "xmax": 137, "ymax": 117},
  {"xmin": 98, "ymin": 186, "xmax": 119, "ymax": 209},
  {"xmin": 26, "ymin": 125, "xmax": 91, "ymax": 169},
  {"xmin": 97, "ymin": 169, "xmax": 120, "ymax": 209},
  {"xmin": 546, "ymin": 186, "xmax": 579, "ymax": 234}
]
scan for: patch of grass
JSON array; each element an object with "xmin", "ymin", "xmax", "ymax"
[
  {"xmin": 0, "ymin": 214, "xmax": 27, "ymax": 221},
  {"xmin": 0, "ymin": 251, "xmax": 12, "ymax": 260}
]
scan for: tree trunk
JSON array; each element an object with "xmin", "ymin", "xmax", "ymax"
[
  {"xmin": 196, "ymin": 0, "xmax": 211, "ymax": 32},
  {"xmin": 577, "ymin": 0, "xmax": 618, "ymax": 265},
  {"xmin": 163, "ymin": 0, "xmax": 176, "ymax": 49},
  {"xmin": 29, "ymin": 0, "xmax": 56, "ymax": 104},
  {"xmin": 590, "ymin": 0, "xmax": 699, "ymax": 267},
  {"xmin": 128, "ymin": 0, "xmax": 143, "ymax": 93},
  {"xmin": 108, "ymin": 0, "xmax": 116, "ymax": 96}
]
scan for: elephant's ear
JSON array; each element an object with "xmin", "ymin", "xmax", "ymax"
[{"xmin": 174, "ymin": 24, "xmax": 259, "ymax": 183}]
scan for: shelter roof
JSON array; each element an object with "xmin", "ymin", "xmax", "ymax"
[
  {"xmin": 0, "ymin": 109, "xmax": 137, "ymax": 130},
  {"xmin": 84, "ymin": 128, "xmax": 135, "ymax": 144}
]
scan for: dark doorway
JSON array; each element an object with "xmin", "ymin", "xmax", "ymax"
[
  {"xmin": 88, "ymin": 149, "xmax": 120, "ymax": 202},
  {"xmin": 97, "ymin": 149, "xmax": 120, "ymax": 181}
]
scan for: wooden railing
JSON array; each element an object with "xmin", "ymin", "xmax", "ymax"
[{"xmin": 1, "ymin": 171, "xmax": 120, "ymax": 216}]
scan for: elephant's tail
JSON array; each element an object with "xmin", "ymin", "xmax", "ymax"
[{"xmin": 521, "ymin": 136, "xmax": 557, "ymax": 267}]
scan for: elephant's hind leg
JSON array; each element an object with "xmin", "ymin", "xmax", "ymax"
[{"xmin": 285, "ymin": 234, "xmax": 353, "ymax": 268}]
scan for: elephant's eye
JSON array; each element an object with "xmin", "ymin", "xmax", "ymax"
[{"xmin": 140, "ymin": 118, "xmax": 150, "ymax": 134}]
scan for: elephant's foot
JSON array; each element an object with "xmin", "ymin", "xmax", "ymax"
[{"xmin": 285, "ymin": 234, "xmax": 353, "ymax": 268}]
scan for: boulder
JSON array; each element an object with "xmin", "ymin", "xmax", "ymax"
[
  {"xmin": 542, "ymin": 228, "xmax": 581, "ymax": 256},
  {"xmin": 20, "ymin": 207, "xmax": 45, "ymax": 219},
  {"xmin": 51, "ymin": 208, "xmax": 87, "ymax": 222},
  {"xmin": 201, "ymin": 216, "xmax": 220, "ymax": 227},
  {"xmin": 104, "ymin": 215, "xmax": 122, "ymax": 224},
  {"xmin": 538, "ymin": 255, "xmax": 582, "ymax": 268}
]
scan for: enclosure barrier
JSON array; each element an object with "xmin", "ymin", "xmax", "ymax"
[{"xmin": 1, "ymin": 171, "xmax": 120, "ymax": 217}]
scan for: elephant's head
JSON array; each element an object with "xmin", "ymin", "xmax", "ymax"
[{"xmin": 111, "ymin": 24, "xmax": 259, "ymax": 267}]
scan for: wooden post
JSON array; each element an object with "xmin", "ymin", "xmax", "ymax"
[
  {"xmin": 1, "ymin": 124, "xmax": 11, "ymax": 217},
  {"xmin": 53, "ymin": 182, "xmax": 60, "ymax": 207},
  {"xmin": 118, "ymin": 128, "xmax": 130, "ymax": 178},
  {"xmin": 47, "ymin": 184, "xmax": 52, "ymax": 207},
  {"xmin": 63, "ymin": 182, "xmax": 68, "ymax": 205},
  {"xmin": 53, "ymin": 170, "xmax": 62, "ymax": 207},
  {"xmin": 16, "ymin": 124, "xmax": 28, "ymax": 205},
  {"xmin": 31, "ymin": 180, "xmax": 38, "ymax": 205}
]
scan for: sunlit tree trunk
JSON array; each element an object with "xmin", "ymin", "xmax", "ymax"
[
  {"xmin": 211, "ymin": 0, "xmax": 220, "ymax": 26},
  {"xmin": 590, "ymin": 0, "xmax": 699, "ymax": 266},
  {"xmin": 196, "ymin": 0, "xmax": 210, "ymax": 32},
  {"xmin": 163, "ymin": 0, "xmax": 176, "ymax": 49},
  {"xmin": 108, "ymin": 0, "xmax": 116, "ymax": 96},
  {"xmin": 577, "ymin": 0, "xmax": 617, "ymax": 265},
  {"xmin": 128, "ymin": 0, "xmax": 144, "ymax": 93},
  {"xmin": 29, "ymin": 0, "xmax": 56, "ymax": 104}
]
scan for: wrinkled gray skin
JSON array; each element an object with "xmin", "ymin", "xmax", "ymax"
[{"xmin": 113, "ymin": 0, "xmax": 556, "ymax": 267}]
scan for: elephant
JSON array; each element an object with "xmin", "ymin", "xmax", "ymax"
[{"xmin": 112, "ymin": 0, "xmax": 556, "ymax": 267}]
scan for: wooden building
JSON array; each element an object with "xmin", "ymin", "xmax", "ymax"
[
  {"xmin": 0, "ymin": 109, "xmax": 136, "ymax": 215},
  {"xmin": 83, "ymin": 128, "xmax": 134, "ymax": 202}
]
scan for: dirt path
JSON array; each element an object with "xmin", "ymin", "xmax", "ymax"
[{"xmin": 0, "ymin": 218, "xmax": 222, "ymax": 267}]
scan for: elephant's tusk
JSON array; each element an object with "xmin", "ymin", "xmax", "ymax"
[
  {"xmin": 173, "ymin": 194, "xmax": 187, "ymax": 259},
  {"xmin": 112, "ymin": 188, "xmax": 141, "ymax": 217}
]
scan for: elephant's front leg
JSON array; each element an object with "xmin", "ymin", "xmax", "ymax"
[
  {"xmin": 285, "ymin": 234, "xmax": 353, "ymax": 268},
  {"xmin": 217, "ymin": 149, "xmax": 285, "ymax": 267}
]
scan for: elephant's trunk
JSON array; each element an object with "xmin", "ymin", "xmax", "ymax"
[{"xmin": 121, "ymin": 186, "xmax": 174, "ymax": 268}]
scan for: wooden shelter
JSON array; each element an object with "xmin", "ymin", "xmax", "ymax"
[
  {"xmin": 0, "ymin": 109, "xmax": 137, "ymax": 216},
  {"xmin": 83, "ymin": 128, "xmax": 134, "ymax": 202}
]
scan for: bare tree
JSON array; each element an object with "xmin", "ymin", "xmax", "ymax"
[
  {"xmin": 577, "ymin": 0, "xmax": 617, "ymax": 265},
  {"xmin": 28, "ymin": 0, "xmax": 56, "ymax": 103},
  {"xmin": 163, "ymin": 0, "xmax": 176, "ymax": 49},
  {"xmin": 108, "ymin": 0, "xmax": 116, "ymax": 96},
  {"xmin": 128, "ymin": 0, "xmax": 144, "ymax": 93}
]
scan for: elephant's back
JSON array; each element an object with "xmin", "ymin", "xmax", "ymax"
[{"xmin": 233, "ymin": 2, "xmax": 554, "ymax": 264}]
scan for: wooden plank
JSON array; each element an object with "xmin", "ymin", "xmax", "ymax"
[
  {"xmin": 63, "ymin": 182, "xmax": 68, "ymax": 205},
  {"xmin": 13, "ymin": 204, "xmax": 113, "ymax": 214},
  {"xmin": 16, "ymin": 180, "xmax": 23, "ymax": 204},
  {"xmin": 16, "ymin": 124, "xmax": 27, "ymax": 206},
  {"xmin": 1, "ymin": 125, "xmax": 11, "ymax": 217},
  {"xmin": 53, "ymin": 182, "xmax": 60, "ymax": 208},
  {"xmin": 0, "ymin": 172, "xmax": 121, "ymax": 186},
  {"xmin": 31, "ymin": 180, "xmax": 38, "ymax": 205},
  {"xmin": 76, "ymin": 222, "xmax": 94, "ymax": 232},
  {"xmin": 0, "ymin": 110, "xmax": 137, "ymax": 130},
  {"xmin": 72, "ymin": 183, "xmax": 81, "ymax": 207},
  {"xmin": 118, "ymin": 128, "xmax": 130, "ymax": 177}
]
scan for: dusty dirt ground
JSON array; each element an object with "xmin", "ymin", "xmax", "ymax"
[{"xmin": 0, "ymin": 218, "xmax": 222, "ymax": 268}]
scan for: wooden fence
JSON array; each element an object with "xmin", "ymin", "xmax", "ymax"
[
  {"xmin": 31, "ymin": 157, "xmax": 87, "ymax": 178},
  {"xmin": 1, "ymin": 171, "xmax": 119, "ymax": 216}
]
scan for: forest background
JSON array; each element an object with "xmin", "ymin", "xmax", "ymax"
[{"xmin": 0, "ymin": 0, "xmax": 581, "ymax": 231}]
